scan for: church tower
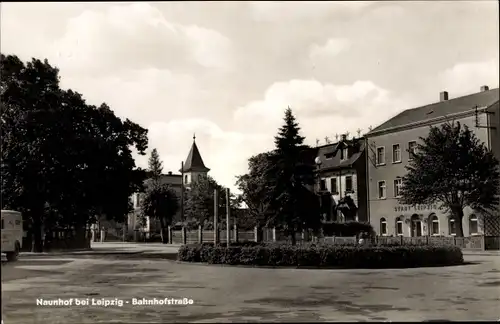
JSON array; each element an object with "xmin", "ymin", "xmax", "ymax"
[{"xmin": 179, "ymin": 134, "xmax": 210, "ymax": 187}]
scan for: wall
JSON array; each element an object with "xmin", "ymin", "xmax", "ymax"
[
  {"xmin": 487, "ymin": 102, "xmax": 500, "ymax": 163},
  {"xmin": 319, "ymin": 169, "xmax": 359, "ymax": 221},
  {"xmin": 356, "ymin": 152, "xmax": 368, "ymax": 222},
  {"xmin": 185, "ymin": 171, "xmax": 207, "ymax": 186},
  {"xmin": 367, "ymin": 112, "xmax": 493, "ymax": 236},
  {"xmin": 127, "ymin": 174, "xmax": 184, "ymax": 234}
]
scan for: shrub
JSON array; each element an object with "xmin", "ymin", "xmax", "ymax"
[{"xmin": 177, "ymin": 242, "xmax": 463, "ymax": 269}]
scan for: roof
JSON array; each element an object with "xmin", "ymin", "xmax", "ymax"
[
  {"xmin": 179, "ymin": 139, "xmax": 210, "ymax": 173},
  {"xmin": 142, "ymin": 173, "xmax": 182, "ymax": 188},
  {"xmin": 315, "ymin": 138, "xmax": 366, "ymax": 171},
  {"xmin": 1, "ymin": 210, "xmax": 21, "ymax": 214},
  {"xmin": 368, "ymin": 88, "xmax": 500, "ymax": 135}
]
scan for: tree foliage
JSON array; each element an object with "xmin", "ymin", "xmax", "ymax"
[
  {"xmin": 235, "ymin": 152, "xmax": 276, "ymax": 228},
  {"xmin": 140, "ymin": 149, "xmax": 179, "ymax": 243},
  {"xmin": 267, "ymin": 107, "xmax": 320, "ymax": 244},
  {"xmin": 399, "ymin": 121, "xmax": 500, "ymax": 237},
  {"xmin": 1, "ymin": 53, "xmax": 148, "ymax": 251},
  {"xmin": 184, "ymin": 175, "xmax": 238, "ymax": 228}
]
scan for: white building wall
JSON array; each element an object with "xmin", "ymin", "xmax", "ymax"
[
  {"xmin": 320, "ymin": 170, "xmax": 359, "ymax": 205},
  {"xmin": 320, "ymin": 169, "xmax": 359, "ymax": 221}
]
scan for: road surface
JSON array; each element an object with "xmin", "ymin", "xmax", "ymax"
[{"xmin": 2, "ymin": 243, "xmax": 499, "ymax": 323}]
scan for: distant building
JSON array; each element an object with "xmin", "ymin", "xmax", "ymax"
[
  {"xmin": 179, "ymin": 134, "xmax": 210, "ymax": 188},
  {"xmin": 365, "ymin": 86, "xmax": 499, "ymax": 237},
  {"xmin": 127, "ymin": 135, "xmax": 210, "ymax": 236},
  {"xmin": 313, "ymin": 135, "xmax": 368, "ymax": 223}
]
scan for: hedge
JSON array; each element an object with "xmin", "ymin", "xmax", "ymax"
[{"xmin": 177, "ymin": 243, "xmax": 464, "ymax": 268}]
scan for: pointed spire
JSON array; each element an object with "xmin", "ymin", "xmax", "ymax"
[{"xmin": 179, "ymin": 135, "xmax": 210, "ymax": 173}]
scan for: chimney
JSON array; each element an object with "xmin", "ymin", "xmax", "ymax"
[
  {"xmin": 168, "ymin": 171, "xmax": 172, "ymax": 175},
  {"xmin": 440, "ymin": 91, "xmax": 448, "ymax": 102},
  {"xmin": 480, "ymin": 85, "xmax": 489, "ymax": 92}
]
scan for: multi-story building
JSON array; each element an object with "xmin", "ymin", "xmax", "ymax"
[
  {"xmin": 313, "ymin": 135, "xmax": 368, "ymax": 223},
  {"xmin": 365, "ymin": 86, "xmax": 499, "ymax": 237},
  {"xmin": 127, "ymin": 136, "xmax": 210, "ymax": 235}
]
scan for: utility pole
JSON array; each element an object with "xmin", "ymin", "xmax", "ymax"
[
  {"xmin": 226, "ymin": 188, "xmax": 231, "ymax": 247},
  {"xmin": 180, "ymin": 161, "xmax": 184, "ymax": 222},
  {"xmin": 214, "ymin": 189, "xmax": 218, "ymax": 244}
]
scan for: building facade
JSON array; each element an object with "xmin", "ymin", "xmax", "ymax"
[
  {"xmin": 365, "ymin": 86, "xmax": 499, "ymax": 237},
  {"xmin": 314, "ymin": 135, "xmax": 368, "ymax": 223},
  {"xmin": 128, "ymin": 136, "xmax": 210, "ymax": 235}
]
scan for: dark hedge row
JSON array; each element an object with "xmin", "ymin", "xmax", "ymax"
[{"xmin": 177, "ymin": 243, "xmax": 464, "ymax": 268}]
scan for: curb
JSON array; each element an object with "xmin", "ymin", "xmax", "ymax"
[
  {"xmin": 463, "ymin": 253, "xmax": 500, "ymax": 256},
  {"xmin": 19, "ymin": 248, "xmax": 92, "ymax": 256},
  {"xmin": 173, "ymin": 260, "xmax": 467, "ymax": 270}
]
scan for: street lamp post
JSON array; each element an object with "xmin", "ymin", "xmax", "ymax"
[{"xmin": 314, "ymin": 156, "xmax": 322, "ymax": 222}]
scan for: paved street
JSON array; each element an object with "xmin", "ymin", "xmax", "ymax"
[{"xmin": 2, "ymin": 243, "xmax": 500, "ymax": 323}]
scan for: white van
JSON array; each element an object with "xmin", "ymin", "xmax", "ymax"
[{"xmin": 1, "ymin": 210, "xmax": 23, "ymax": 261}]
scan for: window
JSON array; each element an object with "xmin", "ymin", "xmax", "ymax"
[
  {"xmin": 449, "ymin": 218, "xmax": 456, "ymax": 236},
  {"xmin": 380, "ymin": 218, "xmax": 387, "ymax": 236},
  {"xmin": 469, "ymin": 214, "xmax": 478, "ymax": 235},
  {"xmin": 396, "ymin": 217, "xmax": 403, "ymax": 236},
  {"xmin": 377, "ymin": 181, "xmax": 386, "ymax": 199},
  {"xmin": 392, "ymin": 144, "xmax": 401, "ymax": 163},
  {"xmin": 340, "ymin": 147, "xmax": 348, "ymax": 161},
  {"xmin": 376, "ymin": 147, "xmax": 385, "ymax": 165},
  {"xmin": 408, "ymin": 141, "xmax": 417, "ymax": 160},
  {"xmin": 320, "ymin": 179, "xmax": 326, "ymax": 190},
  {"xmin": 325, "ymin": 153, "xmax": 333, "ymax": 160},
  {"xmin": 345, "ymin": 176, "xmax": 353, "ymax": 193},
  {"xmin": 430, "ymin": 214, "xmax": 439, "ymax": 235},
  {"xmin": 137, "ymin": 193, "xmax": 144, "ymax": 207},
  {"xmin": 184, "ymin": 175, "xmax": 188, "ymax": 183},
  {"xmin": 330, "ymin": 178, "xmax": 338, "ymax": 194},
  {"xmin": 393, "ymin": 179, "xmax": 403, "ymax": 197}
]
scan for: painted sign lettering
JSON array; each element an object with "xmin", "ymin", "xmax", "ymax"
[{"xmin": 394, "ymin": 204, "xmax": 439, "ymax": 212}]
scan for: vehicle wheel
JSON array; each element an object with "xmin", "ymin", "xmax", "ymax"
[{"xmin": 6, "ymin": 242, "xmax": 20, "ymax": 262}]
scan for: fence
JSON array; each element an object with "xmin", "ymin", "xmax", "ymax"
[
  {"xmin": 373, "ymin": 235, "xmax": 491, "ymax": 250},
  {"xmin": 166, "ymin": 225, "xmax": 498, "ymax": 251},
  {"xmin": 169, "ymin": 225, "xmax": 256, "ymax": 245}
]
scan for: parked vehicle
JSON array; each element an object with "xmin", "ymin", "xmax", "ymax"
[{"xmin": 1, "ymin": 210, "xmax": 23, "ymax": 262}]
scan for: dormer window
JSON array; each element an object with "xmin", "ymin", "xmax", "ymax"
[{"xmin": 340, "ymin": 147, "xmax": 348, "ymax": 160}]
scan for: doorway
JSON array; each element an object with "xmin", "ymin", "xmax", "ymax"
[{"xmin": 411, "ymin": 214, "xmax": 422, "ymax": 237}]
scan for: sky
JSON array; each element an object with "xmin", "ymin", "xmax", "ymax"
[{"xmin": 1, "ymin": 1, "xmax": 499, "ymax": 192}]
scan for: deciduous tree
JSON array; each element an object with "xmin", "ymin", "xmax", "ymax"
[
  {"xmin": 235, "ymin": 152, "xmax": 276, "ymax": 228},
  {"xmin": 399, "ymin": 121, "xmax": 500, "ymax": 237},
  {"xmin": 141, "ymin": 149, "xmax": 179, "ymax": 243},
  {"xmin": 184, "ymin": 175, "xmax": 238, "ymax": 228},
  {"xmin": 1, "ymin": 54, "xmax": 148, "ymax": 251}
]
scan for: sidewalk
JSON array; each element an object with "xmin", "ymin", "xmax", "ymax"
[
  {"xmin": 2, "ymin": 242, "xmax": 183, "ymax": 259},
  {"xmin": 462, "ymin": 250, "xmax": 500, "ymax": 256}
]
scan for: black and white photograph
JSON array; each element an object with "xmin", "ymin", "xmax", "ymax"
[{"xmin": 1, "ymin": 1, "xmax": 499, "ymax": 323}]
